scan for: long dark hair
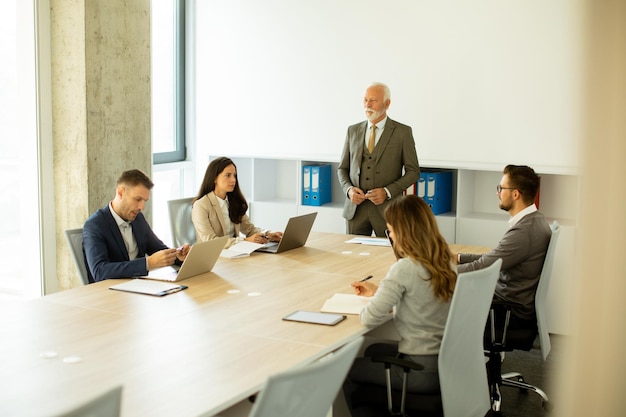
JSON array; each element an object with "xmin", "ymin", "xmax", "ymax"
[
  {"xmin": 194, "ymin": 157, "xmax": 249, "ymax": 224},
  {"xmin": 384, "ymin": 195, "xmax": 456, "ymax": 302}
]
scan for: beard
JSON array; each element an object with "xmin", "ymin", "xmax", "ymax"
[
  {"xmin": 365, "ymin": 108, "xmax": 385, "ymax": 122},
  {"xmin": 499, "ymin": 200, "xmax": 513, "ymax": 212}
]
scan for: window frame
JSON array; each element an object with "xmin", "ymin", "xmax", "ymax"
[{"xmin": 153, "ymin": 0, "xmax": 186, "ymax": 164}]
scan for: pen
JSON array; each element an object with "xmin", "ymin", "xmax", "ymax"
[
  {"xmin": 360, "ymin": 275, "xmax": 373, "ymax": 282},
  {"xmin": 162, "ymin": 285, "xmax": 187, "ymax": 295}
]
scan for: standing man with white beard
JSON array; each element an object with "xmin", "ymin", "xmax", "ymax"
[{"xmin": 338, "ymin": 82, "xmax": 420, "ymax": 237}]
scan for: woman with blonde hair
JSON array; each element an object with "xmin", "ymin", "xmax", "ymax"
[{"xmin": 343, "ymin": 194, "xmax": 457, "ymax": 413}]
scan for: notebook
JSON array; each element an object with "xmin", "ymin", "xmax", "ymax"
[
  {"xmin": 321, "ymin": 293, "xmax": 372, "ymax": 315},
  {"xmin": 143, "ymin": 236, "xmax": 228, "ymax": 282},
  {"xmin": 256, "ymin": 212, "xmax": 318, "ymax": 254}
]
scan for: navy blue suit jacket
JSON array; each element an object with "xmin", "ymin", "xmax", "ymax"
[{"xmin": 83, "ymin": 204, "xmax": 169, "ymax": 282}]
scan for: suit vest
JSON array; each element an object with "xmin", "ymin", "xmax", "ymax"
[{"xmin": 359, "ymin": 148, "xmax": 377, "ymax": 192}]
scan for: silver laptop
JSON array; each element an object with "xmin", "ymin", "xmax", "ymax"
[
  {"xmin": 144, "ymin": 236, "xmax": 228, "ymax": 281},
  {"xmin": 256, "ymin": 212, "xmax": 317, "ymax": 254}
]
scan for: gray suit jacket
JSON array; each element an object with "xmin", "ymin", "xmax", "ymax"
[
  {"xmin": 458, "ymin": 210, "xmax": 552, "ymax": 320},
  {"xmin": 337, "ymin": 118, "xmax": 420, "ymax": 220}
]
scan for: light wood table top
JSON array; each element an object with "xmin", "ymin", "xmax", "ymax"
[{"xmin": 0, "ymin": 232, "xmax": 490, "ymax": 417}]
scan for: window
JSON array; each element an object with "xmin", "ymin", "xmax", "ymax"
[
  {"xmin": 152, "ymin": 0, "xmax": 186, "ymax": 164},
  {"xmin": 151, "ymin": 0, "xmax": 195, "ymax": 245},
  {"xmin": 0, "ymin": 0, "xmax": 54, "ymax": 299}
]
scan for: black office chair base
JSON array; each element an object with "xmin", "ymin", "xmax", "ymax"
[
  {"xmin": 501, "ymin": 371, "xmax": 550, "ymax": 405},
  {"xmin": 490, "ymin": 371, "xmax": 550, "ymax": 412}
]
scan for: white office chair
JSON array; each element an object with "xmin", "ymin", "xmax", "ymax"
[
  {"xmin": 64, "ymin": 228, "xmax": 90, "ymax": 285},
  {"xmin": 53, "ymin": 385, "xmax": 122, "ymax": 417},
  {"xmin": 438, "ymin": 259, "xmax": 502, "ymax": 417},
  {"xmin": 353, "ymin": 260, "xmax": 501, "ymax": 417},
  {"xmin": 247, "ymin": 336, "xmax": 363, "ymax": 417},
  {"xmin": 488, "ymin": 221, "xmax": 560, "ymax": 412},
  {"xmin": 168, "ymin": 197, "xmax": 196, "ymax": 248}
]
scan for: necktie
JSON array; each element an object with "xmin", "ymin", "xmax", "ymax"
[{"xmin": 368, "ymin": 125, "xmax": 376, "ymax": 154}]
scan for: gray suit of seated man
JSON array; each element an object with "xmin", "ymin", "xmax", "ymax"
[{"xmin": 457, "ymin": 164, "xmax": 551, "ymax": 323}]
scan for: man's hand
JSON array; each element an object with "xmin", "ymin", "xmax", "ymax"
[
  {"xmin": 176, "ymin": 244, "xmax": 191, "ymax": 262},
  {"xmin": 349, "ymin": 187, "xmax": 367, "ymax": 205},
  {"xmin": 147, "ymin": 248, "xmax": 178, "ymax": 270},
  {"xmin": 365, "ymin": 188, "xmax": 387, "ymax": 205}
]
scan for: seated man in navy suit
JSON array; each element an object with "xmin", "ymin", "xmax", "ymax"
[{"xmin": 83, "ymin": 169, "xmax": 190, "ymax": 283}]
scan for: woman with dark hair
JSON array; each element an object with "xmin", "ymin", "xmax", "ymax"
[
  {"xmin": 343, "ymin": 194, "xmax": 457, "ymax": 412},
  {"xmin": 191, "ymin": 157, "xmax": 282, "ymax": 249}
]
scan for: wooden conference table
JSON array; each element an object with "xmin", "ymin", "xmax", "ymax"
[{"xmin": 0, "ymin": 232, "xmax": 489, "ymax": 417}]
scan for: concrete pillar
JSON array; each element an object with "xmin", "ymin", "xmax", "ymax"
[{"xmin": 51, "ymin": 0, "xmax": 151, "ymax": 290}]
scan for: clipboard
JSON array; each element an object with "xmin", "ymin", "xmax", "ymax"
[{"xmin": 109, "ymin": 279, "xmax": 188, "ymax": 297}]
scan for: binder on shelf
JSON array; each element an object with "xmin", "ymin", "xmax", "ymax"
[
  {"xmin": 302, "ymin": 164, "xmax": 331, "ymax": 206},
  {"xmin": 422, "ymin": 170, "xmax": 452, "ymax": 215},
  {"xmin": 404, "ymin": 182, "xmax": 416, "ymax": 196},
  {"xmin": 417, "ymin": 175, "xmax": 426, "ymax": 198},
  {"xmin": 302, "ymin": 165, "xmax": 311, "ymax": 204}
]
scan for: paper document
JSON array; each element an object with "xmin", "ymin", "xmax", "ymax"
[
  {"xmin": 220, "ymin": 241, "xmax": 264, "ymax": 258},
  {"xmin": 321, "ymin": 293, "xmax": 372, "ymax": 315},
  {"xmin": 345, "ymin": 237, "xmax": 391, "ymax": 247},
  {"xmin": 109, "ymin": 279, "xmax": 187, "ymax": 297}
]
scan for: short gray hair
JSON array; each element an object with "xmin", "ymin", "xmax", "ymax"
[{"xmin": 368, "ymin": 82, "xmax": 391, "ymax": 101}]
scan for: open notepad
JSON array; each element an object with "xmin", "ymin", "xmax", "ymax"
[
  {"xmin": 345, "ymin": 237, "xmax": 391, "ymax": 247},
  {"xmin": 321, "ymin": 293, "xmax": 372, "ymax": 315},
  {"xmin": 220, "ymin": 241, "xmax": 264, "ymax": 258}
]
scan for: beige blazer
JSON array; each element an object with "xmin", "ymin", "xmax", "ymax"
[{"xmin": 191, "ymin": 192, "xmax": 260, "ymax": 249}]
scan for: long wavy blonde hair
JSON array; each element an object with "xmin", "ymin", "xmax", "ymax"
[{"xmin": 384, "ymin": 195, "xmax": 456, "ymax": 302}]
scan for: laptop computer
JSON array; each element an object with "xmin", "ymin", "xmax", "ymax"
[
  {"xmin": 256, "ymin": 212, "xmax": 317, "ymax": 254},
  {"xmin": 143, "ymin": 236, "xmax": 228, "ymax": 282}
]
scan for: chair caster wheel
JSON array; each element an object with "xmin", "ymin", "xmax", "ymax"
[{"xmin": 542, "ymin": 401, "xmax": 553, "ymax": 412}]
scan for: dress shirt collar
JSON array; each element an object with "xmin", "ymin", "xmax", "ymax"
[
  {"xmin": 368, "ymin": 116, "xmax": 388, "ymax": 131},
  {"xmin": 109, "ymin": 202, "xmax": 131, "ymax": 227},
  {"xmin": 508, "ymin": 203, "xmax": 537, "ymax": 227}
]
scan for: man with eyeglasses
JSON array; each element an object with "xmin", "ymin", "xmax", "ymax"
[{"xmin": 457, "ymin": 164, "xmax": 551, "ymax": 329}]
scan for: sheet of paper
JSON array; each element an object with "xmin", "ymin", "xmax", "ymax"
[
  {"xmin": 345, "ymin": 237, "xmax": 391, "ymax": 247},
  {"xmin": 220, "ymin": 241, "xmax": 264, "ymax": 258},
  {"xmin": 321, "ymin": 293, "xmax": 372, "ymax": 315}
]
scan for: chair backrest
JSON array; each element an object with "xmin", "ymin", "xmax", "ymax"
[
  {"xmin": 248, "ymin": 336, "xmax": 363, "ymax": 417},
  {"xmin": 53, "ymin": 385, "xmax": 122, "ymax": 417},
  {"xmin": 64, "ymin": 228, "xmax": 90, "ymax": 285},
  {"xmin": 168, "ymin": 197, "xmax": 196, "ymax": 248},
  {"xmin": 535, "ymin": 220, "xmax": 560, "ymax": 361},
  {"xmin": 438, "ymin": 259, "xmax": 501, "ymax": 417}
]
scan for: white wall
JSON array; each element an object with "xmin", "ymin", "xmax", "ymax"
[{"xmin": 194, "ymin": 0, "xmax": 583, "ymax": 174}]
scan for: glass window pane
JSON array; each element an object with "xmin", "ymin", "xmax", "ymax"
[
  {"xmin": 151, "ymin": 169, "xmax": 183, "ymax": 246},
  {"xmin": 0, "ymin": 0, "xmax": 41, "ymax": 300},
  {"xmin": 0, "ymin": 1, "xmax": 21, "ymax": 297},
  {"xmin": 151, "ymin": 0, "xmax": 177, "ymax": 154}
]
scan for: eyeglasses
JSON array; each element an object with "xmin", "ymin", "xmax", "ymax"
[
  {"xmin": 496, "ymin": 184, "xmax": 517, "ymax": 193},
  {"xmin": 385, "ymin": 229, "xmax": 394, "ymax": 245}
]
